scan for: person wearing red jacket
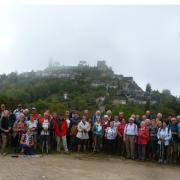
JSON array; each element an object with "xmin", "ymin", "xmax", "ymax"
[
  {"xmin": 54, "ymin": 114, "xmax": 69, "ymax": 153},
  {"xmin": 117, "ymin": 118, "xmax": 126, "ymax": 156},
  {"xmin": 31, "ymin": 107, "xmax": 40, "ymax": 121},
  {"xmin": 138, "ymin": 121, "xmax": 149, "ymax": 161}
]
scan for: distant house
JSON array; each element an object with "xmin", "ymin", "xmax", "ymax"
[
  {"xmin": 112, "ymin": 99, "xmax": 127, "ymax": 105},
  {"xmin": 64, "ymin": 93, "xmax": 68, "ymax": 100},
  {"xmin": 136, "ymin": 100, "xmax": 147, "ymax": 105},
  {"xmin": 109, "ymin": 85, "xmax": 118, "ymax": 89},
  {"xmin": 91, "ymin": 82, "xmax": 106, "ymax": 87},
  {"xmin": 151, "ymin": 101, "xmax": 157, "ymax": 105}
]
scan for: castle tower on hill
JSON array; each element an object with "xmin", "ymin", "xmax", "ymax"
[{"xmin": 97, "ymin": 60, "xmax": 109, "ymax": 71}]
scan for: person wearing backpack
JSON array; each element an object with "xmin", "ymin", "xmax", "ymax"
[
  {"xmin": 169, "ymin": 117, "xmax": 178, "ymax": 163},
  {"xmin": 69, "ymin": 111, "xmax": 80, "ymax": 152},
  {"xmin": 123, "ymin": 117, "xmax": 138, "ymax": 160},
  {"xmin": 157, "ymin": 121, "xmax": 172, "ymax": 164}
]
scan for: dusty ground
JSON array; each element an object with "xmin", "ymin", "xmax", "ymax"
[{"xmin": 0, "ymin": 153, "xmax": 179, "ymax": 180}]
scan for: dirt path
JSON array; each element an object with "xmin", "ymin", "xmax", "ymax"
[{"xmin": 0, "ymin": 154, "xmax": 179, "ymax": 180}]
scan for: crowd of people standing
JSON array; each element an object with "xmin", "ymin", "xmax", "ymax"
[{"xmin": 0, "ymin": 103, "xmax": 180, "ymax": 165}]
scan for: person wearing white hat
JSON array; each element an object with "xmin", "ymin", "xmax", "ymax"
[{"xmin": 124, "ymin": 117, "xmax": 138, "ymax": 159}]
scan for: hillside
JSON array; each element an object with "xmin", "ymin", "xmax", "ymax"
[{"xmin": 0, "ymin": 60, "xmax": 179, "ymax": 116}]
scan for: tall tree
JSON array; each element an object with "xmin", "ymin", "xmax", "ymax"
[{"xmin": 145, "ymin": 83, "xmax": 152, "ymax": 110}]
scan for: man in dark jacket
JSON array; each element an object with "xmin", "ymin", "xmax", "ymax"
[{"xmin": 0, "ymin": 110, "xmax": 11, "ymax": 155}]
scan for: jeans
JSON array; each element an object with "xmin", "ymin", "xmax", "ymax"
[
  {"xmin": 56, "ymin": 136, "xmax": 68, "ymax": 152},
  {"xmin": 41, "ymin": 135, "xmax": 50, "ymax": 153},
  {"xmin": 93, "ymin": 134, "xmax": 102, "ymax": 152},
  {"xmin": 159, "ymin": 143, "xmax": 168, "ymax": 161},
  {"xmin": 20, "ymin": 144, "xmax": 34, "ymax": 155}
]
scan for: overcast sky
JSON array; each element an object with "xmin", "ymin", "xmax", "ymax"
[{"xmin": 0, "ymin": 5, "xmax": 180, "ymax": 95}]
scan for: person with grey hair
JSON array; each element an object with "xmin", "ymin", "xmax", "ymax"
[
  {"xmin": 148, "ymin": 119, "xmax": 158, "ymax": 161},
  {"xmin": 156, "ymin": 113, "xmax": 163, "ymax": 124},
  {"xmin": 169, "ymin": 117, "xmax": 178, "ymax": 163},
  {"xmin": 102, "ymin": 115, "xmax": 109, "ymax": 151},
  {"xmin": 106, "ymin": 110, "xmax": 113, "ymax": 122},
  {"xmin": 146, "ymin": 110, "xmax": 153, "ymax": 120},
  {"xmin": 92, "ymin": 110, "xmax": 101, "ymax": 125},
  {"xmin": 105, "ymin": 121, "xmax": 117, "ymax": 154},
  {"xmin": 76, "ymin": 115, "xmax": 90, "ymax": 152},
  {"xmin": 124, "ymin": 117, "xmax": 138, "ymax": 159},
  {"xmin": 138, "ymin": 121, "xmax": 149, "ymax": 161},
  {"xmin": 157, "ymin": 121, "xmax": 172, "ymax": 164}
]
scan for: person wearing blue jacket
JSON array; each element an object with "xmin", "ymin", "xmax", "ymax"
[{"xmin": 92, "ymin": 117, "xmax": 103, "ymax": 152}]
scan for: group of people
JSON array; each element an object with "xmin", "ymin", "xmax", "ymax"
[{"xmin": 0, "ymin": 103, "xmax": 180, "ymax": 164}]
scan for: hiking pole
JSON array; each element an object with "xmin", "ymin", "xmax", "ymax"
[
  {"xmin": 159, "ymin": 140, "xmax": 162, "ymax": 161},
  {"xmin": 162, "ymin": 140, "xmax": 164, "ymax": 162}
]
